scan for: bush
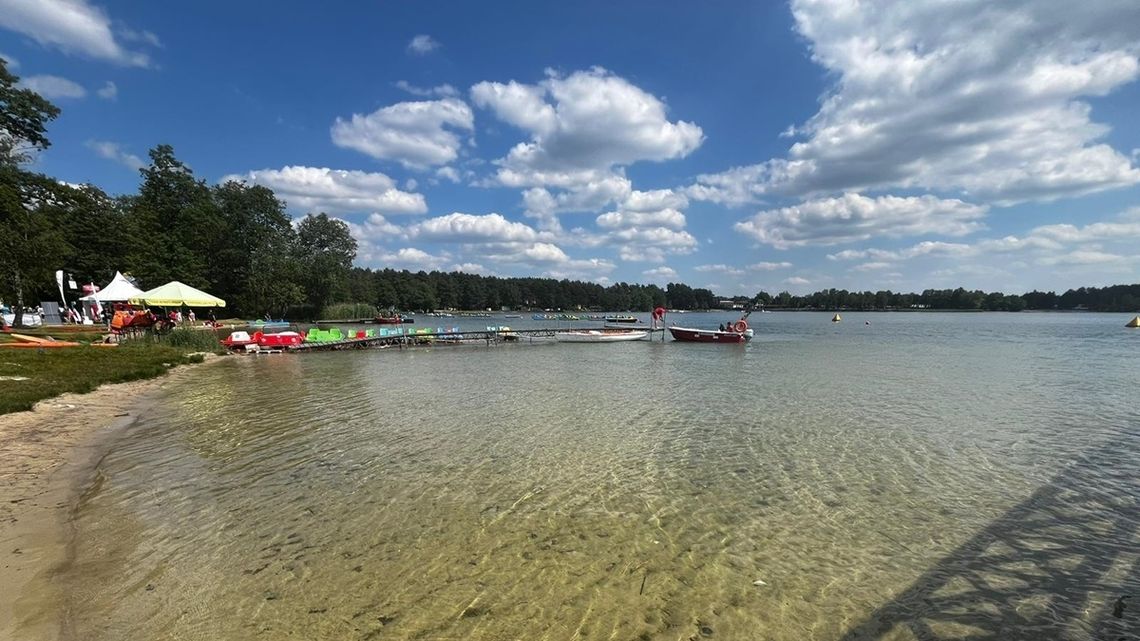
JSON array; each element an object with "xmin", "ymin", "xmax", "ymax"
[
  {"xmin": 122, "ymin": 327, "xmax": 224, "ymax": 353},
  {"xmin": 166, "ymin": 328, "xmax": 224, "ymax": 351},
  {"xmin": 321, "ymin": 302, "xmax": 377, "ymax": 320}
]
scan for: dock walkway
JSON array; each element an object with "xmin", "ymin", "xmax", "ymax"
[{"xmin": 287, "ymin": 326, "xmax": 665, "ymax": 352}]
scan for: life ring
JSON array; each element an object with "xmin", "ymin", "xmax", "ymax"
[{"xmin": 733, "ymin": 320, "xmax": 748, "ymax": 333}]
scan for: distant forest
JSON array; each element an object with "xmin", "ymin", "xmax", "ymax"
[
  {"xmin": 2, "ymin": 60, "xmax": 1137, "ymax": 320},
  {"xmin": 340, "ymin": 271, "xmax": 1140, "ymax": 314}
]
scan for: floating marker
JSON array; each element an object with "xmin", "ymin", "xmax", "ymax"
[
  {"xmin": 1127, "ymin": 315, "xmax": 1140, "ymax": 328},
  {"xmin": 832, "ymin": 313, "xmax": 842, "ymax": 323}
]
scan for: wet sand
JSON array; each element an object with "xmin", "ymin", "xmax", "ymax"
[{"xmin": 0, "ymin": 359, "xmax": 218, "ymax": 641}]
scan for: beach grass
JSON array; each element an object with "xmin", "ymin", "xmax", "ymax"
[{"xmin": 0, "ymin": 340, "xmax": 214, "ymax": 415}]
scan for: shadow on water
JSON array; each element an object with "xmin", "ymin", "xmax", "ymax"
[{"xmin": 841, "ymin": 443, "xmax": 1139, "ymax": 641}]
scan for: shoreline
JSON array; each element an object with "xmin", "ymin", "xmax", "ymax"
[{"xmin": 0, "ymin": 357, "xmax": 219, "ymax": 641}]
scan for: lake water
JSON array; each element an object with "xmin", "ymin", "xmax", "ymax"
[{"xmin": 29, "ymin": 312, "xmax": 1140, "ymax": 640}]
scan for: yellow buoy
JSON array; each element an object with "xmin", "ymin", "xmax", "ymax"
[
  {"xmin": 1127, "ymin": 315, "xmax": 1140, "ymax": 328},
  {"xmin": 832, "ymin": 313, "xmax": 842, "ymax": 323}
]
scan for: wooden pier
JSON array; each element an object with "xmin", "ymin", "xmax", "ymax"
[{"xmin": 286, "ymin": 326, "xmax": 666, "ymax": 352}]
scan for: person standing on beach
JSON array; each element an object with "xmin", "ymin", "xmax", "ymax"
[{"xmin": 188, "ymin": 309, "xmax": 196, "ymax": 325}]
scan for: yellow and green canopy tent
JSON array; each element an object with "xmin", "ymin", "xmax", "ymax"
[{"xmin": 130, "ymin": 281, "xmax": 226, "ymax": 307}]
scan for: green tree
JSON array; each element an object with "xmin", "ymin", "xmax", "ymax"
[
  {"xmin": 213, "ymin": 180, "xmax": 302, "ymax": 316},
  {"xmin": 0, "ymin": 60, "xmax": 68, "ymax": 326},
  {"xmin": 294, "ymin": 213, "xmax": 357, "ymax": 314},
  {"xmin": 126, "ymin": 145, "xmax": 223, "ymax": 289},
  {"xmin": 0, "ymin": 170, "xmax": 72, "ymax": 325},
  {"xmin": 0, "ymin": 59, "xmax": 60, "ymax": 167}
]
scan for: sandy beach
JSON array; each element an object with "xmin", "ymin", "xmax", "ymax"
[{"xmin": 0, "ymin": 359, "xmax": 217, "ymax": 641}]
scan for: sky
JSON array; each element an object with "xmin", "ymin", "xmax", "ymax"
[{"xmin": 2, "ymin": 0, "xmax": 1139, "ymax": 296}]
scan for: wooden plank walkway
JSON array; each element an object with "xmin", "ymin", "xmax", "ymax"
[{"xmin": 288, "ymin": 326, "xmax": 666, "ymax": 352}]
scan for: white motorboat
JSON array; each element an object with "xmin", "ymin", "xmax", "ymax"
[{"xmin": 554, "ymin": 329, "xmax": 649, "ymax": 343}]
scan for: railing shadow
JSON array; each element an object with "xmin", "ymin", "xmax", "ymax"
[{"xmin": 840, "ymin": 445, "xmax": 1139, "ymax": 640}]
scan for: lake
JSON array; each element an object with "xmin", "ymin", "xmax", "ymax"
[{"xmin": 31, "ymin": 312, "xmax": 1140, "ymax": 640}]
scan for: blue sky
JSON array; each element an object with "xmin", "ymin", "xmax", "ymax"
[{"xmin": 2, "ymin": 0, "xmax": 1139, "ymax": 295}]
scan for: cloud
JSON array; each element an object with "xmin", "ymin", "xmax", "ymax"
[
  {"xmin": 0, "ymin": 52, "xmax": 17, "ymax": 68},
  {"xmin": 86, "ymin": 140, "xmax": 143, "ymax": 169},
  {"xmin": 222, "ymin": 166, "xmax": 427, "ymax": 214},
  {"xmin": 512, "ymin": 175, "xmax": 632, "ymax": 221},
  {"xmin": 472, "ymin": 67, "xmax": 703, "ymax": 187},
  {"xmin": 346, "ymin": 213, "xmax": 404, "ymax": 241},
  {"xmin": 695, "ymin": 264, "xmax": 744, "ymax": 276},
  {"xmin": 852, "ymin": 262, "xmax": 893, "ymax": 272},
  {"xmin": 1030, "ymin": 221, "xmax": 1140, "ymax": 243},
  {"xmin": 1037, "ymin": 250, "xmax": 1129, "ymax": 266},
  {"xmin": 734, "ymin": 193, "xmax": 987, "ymax": 248},
  {"xmin": 830, "ymin": 210, "xmax": 1140, "ymax": 266},
  {"xmin": 783, "ymin": 276, "xmax": 811, "ymax": 286},
  {"xmin": 750, "ymin": 261, "xmax": 793, "ymax": 270},
  {"xmin": 374, "ymin": 247, "xmax": 450, "ymax": 270},
  {"xmin": 827, "ymin": 241, "xmax": 975, "ymax": 262},
  {"xmin": 643, "ymin": 266, "xmax": 678, "ymax": 280},
  {"xmin": 0, "ymin": 0, "xmax": 153, "ymax": 67},
  {"xmin": 435, "ymin": 166, "xmax": 461, "ymax": 183},
  {"xmin": 622, "ymin": 189, "xmax": 689, "ymax": 212},
  {"xmin": 407, "ymin": 34, "xmax": 440, "ymax": 55},
  {"xmin": 96, "ymin": 80, "xmax": 116, "ymax": 100},
  {"xmin": 19, "ymin": 74, "xmax": 86, "ymax": 99},
  {"xmin": 690, "ymin": 0, "xmax": 1140, "ymax": 205},
  {"xmin": 395, "ymin": 80, "xmax": 458, "ymax": 98},
  {"xmin": 407, "ymin": 212, "xmax": 540, "ymax": 243},
  {"xmin": 331, "ymin": 98, "xmax": 474, "ymax": 169},
  {"xmin": 595, "ymin": 207, "xmax": 686, "ymax": 230}
]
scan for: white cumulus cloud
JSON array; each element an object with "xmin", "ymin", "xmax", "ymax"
[
  {"xmin": 0, "ymin": 0, "xmax": 154, "ymax": 67},
  {"xmin": 691, "ymin": 0, "xmax": 1140, "ymax": 205},
  {"xmin": 472, "ymin": 67, "xmax": 704, "ymax": 184},
  {"xmin": 86, "ymin": 140, "xmax": 143, "ymax": 170},
  {"xmin": 394, "ymin": 80, "xmax": 458, "ymax": 98},
  {"xmin": 407, "ymin": 35, "xmax": 440, "ymax": 55},
  {"xmin": 223, "ymin": 166, "xmax": 427, "ymax": 215},
  {"xmin": 643, "ymin": 266, "xmax": 678, "ymax": 280},
  {"xmin": 331, "ymin": 98, "xmax": 474, "ymax": 169},
  {"xmin": 19, "ymin": 74, "xmax": 86, "ymax": 99},
  {"xmin": 95, "ymin": 80, "xmax": 116, "ymax": 100},
  {"xmin": 407, "ymin": 212, "xmax": 540, "ymax": 244},
  {"xmin": 735, "ymin": 193, "xmax": 987, "ymax": 249}
]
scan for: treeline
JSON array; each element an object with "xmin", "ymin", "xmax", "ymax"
[
  {"xmin": 342, "ymin": 269, "xmax": 702, "ymax": 314},
  {"xmin": 745, "ymin": 285, "xmax": 1140, "ymax": 312}
]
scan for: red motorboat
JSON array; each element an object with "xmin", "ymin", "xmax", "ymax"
[
  {"xmin": 373, "ymin": 315, "xmax": 414, "ymax": 324},
  {"xmin": 668, "ymin": 313, "xmax": 754, "ymax": 343},
  {"xmin": 668, "ymin": 326, "xmax": 753, "ymax": 343}
]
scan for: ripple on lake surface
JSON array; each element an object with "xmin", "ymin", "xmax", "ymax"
[{"xmin": 40, "ymin": 313, "xmax": 1140, "ymax": 640}]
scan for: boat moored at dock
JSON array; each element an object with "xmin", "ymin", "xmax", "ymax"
[
  {"xmin": 668, "ymin": 311, "xmax": 754, "ymax": 343},
  {"xmin": 667, "ymin": 326, "xmax": 753, "ymax": 343},
  {"xmin": 554, "ymin": 329, "xmax": 649, "ymax": 343}
]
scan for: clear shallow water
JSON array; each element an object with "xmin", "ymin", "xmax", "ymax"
[{"xmin": 37, "ymin": 313, "xmax": 1140, "ymax": 640}]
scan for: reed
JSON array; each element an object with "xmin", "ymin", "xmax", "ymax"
[{"xmin": 321, "ymin": 302, "xmax": 378, "ymax": 320}]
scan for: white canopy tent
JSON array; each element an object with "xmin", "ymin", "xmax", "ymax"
[{"xmin": 79, "ymin": 272, "xmax": 145, "ymax": 302}]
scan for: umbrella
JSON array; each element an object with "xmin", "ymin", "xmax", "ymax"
[{"xmin": 130, "ymin": 281, "xmax": 226, "ymax": 307}]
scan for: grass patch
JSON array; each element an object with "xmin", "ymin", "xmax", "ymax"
[
  {"xmin": 0, "ymin": 344, "xmax": 213, "ymax": 415},
  {"xmin": 122, "ymin": 327, "xmax": 225, "ymax": 353}
]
